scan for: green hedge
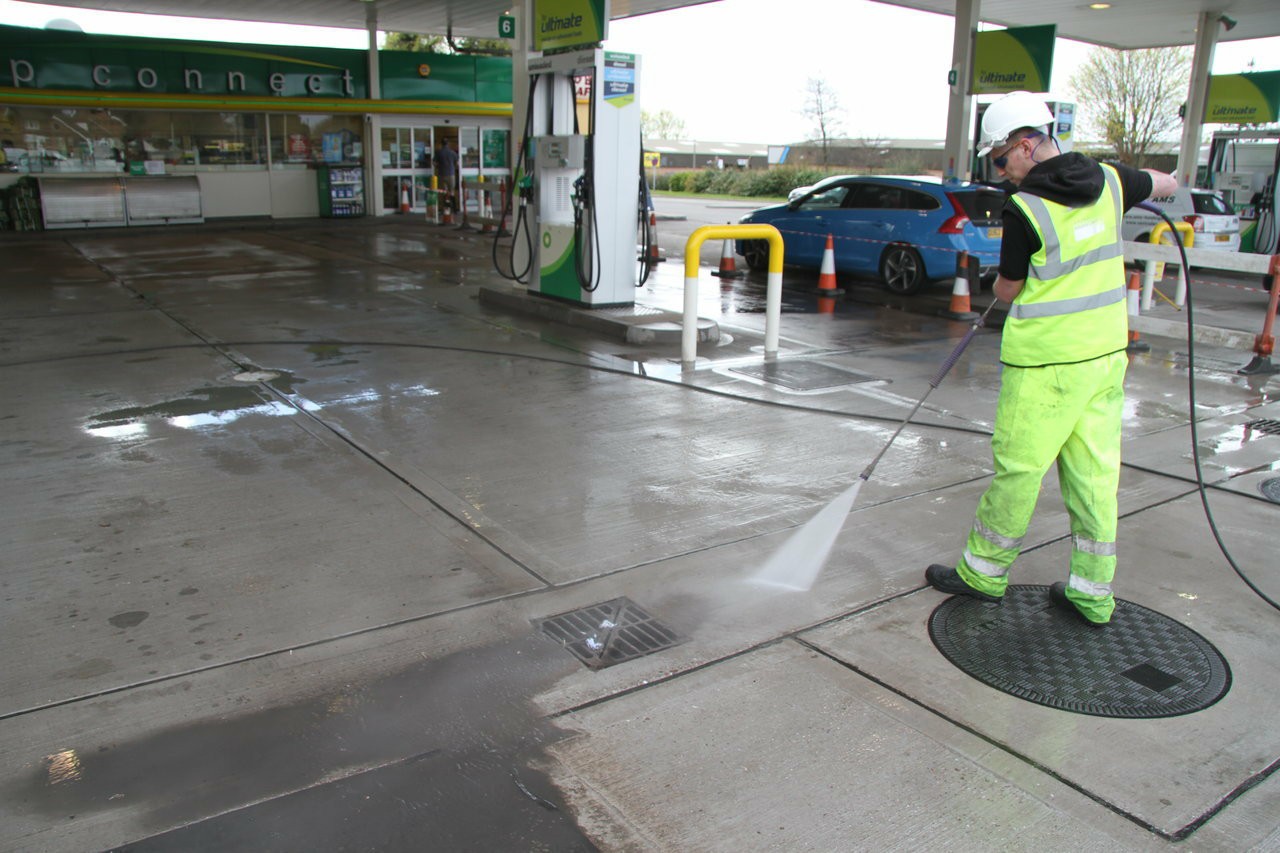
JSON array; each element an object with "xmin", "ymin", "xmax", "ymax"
[{"xmin": 655, "ymin": 166, "xmax": 835, "ymax": 198}]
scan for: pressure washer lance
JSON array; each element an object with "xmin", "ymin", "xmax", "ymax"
[{"xmin": 858, "ymin": 298, "xmax": 1001, "ymax": 484}]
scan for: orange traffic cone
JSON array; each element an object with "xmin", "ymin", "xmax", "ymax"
[
  {"xmin": 816, "ymin": 233, "xmax": 843, "ymax": 296},
  {"xmin": 710, "ymin": 236, "xmax": 743, "ymax": 278},
  {"xmin": 817, "ymin": 295, "xmax": 837, "ymax": 315},
  {"xmin": 941, "ymin": 252, "xmax": 979, "ymax": 320},
  {"xmin": 399, "ymin": 184, "xmax": 411, "ymax": 215},
  {"xmin": 1126, "ymin": 271, "xmax": 1151, "ymax": 353},
  {"xmin": 646, "ymin": 212, "xmax": 664, "ymax": 266},
  {"xmin": 441, "ymin": 181, "xmax": 454, "ymax": 225}
]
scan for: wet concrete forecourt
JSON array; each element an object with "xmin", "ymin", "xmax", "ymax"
[{"xmin": 1, "ymin": 213, "xmax": 1279, "ymax": 851}]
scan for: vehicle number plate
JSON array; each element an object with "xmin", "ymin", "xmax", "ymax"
[
  {"xmin": 1216, "ymin": 233, "xmax": 1230, "ymax": 242},
  {"xmin": 987, "ymin": 227, "xmax": 1003, "ymax": 239}
]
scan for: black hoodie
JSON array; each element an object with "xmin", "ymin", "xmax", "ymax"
[{"xmin": 999, "ymin": 152, "xmax": 1153, "ymax": 281}]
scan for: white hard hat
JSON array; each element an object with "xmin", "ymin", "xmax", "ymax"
[{"xmin": 977, "ymin": 91, "xmax": 1054, "ymax": 158}]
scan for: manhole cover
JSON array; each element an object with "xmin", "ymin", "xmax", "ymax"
[
  {"xmin": 1244, "ymin": 418, "xmax": 1280, "ymax": 436},
  {"xmin": 536, "ymin": 597, "xmax": 683, "ymax": 670},
  {"xmin": 1261, "ymin": 478, "xmax": 1280, "ymax": 503},
  {"xmin": 731, "ymin": 361, "xmax": 880, "ymax": 391},
  {"xmin": 928, "ymin": 585, "xmax": 1230, "ymax": 718}
]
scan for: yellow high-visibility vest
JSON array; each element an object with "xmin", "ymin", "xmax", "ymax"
[{"xmin": 1002, "ymin": 164, "xmax": 1128, "ymax": 367}]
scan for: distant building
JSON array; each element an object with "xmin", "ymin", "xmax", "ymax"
[
  {"xmin": 642, "ymin": 139, "xmax": 769, "ymax": 170},
  {"xmin": 645, "ymin": 136, "xmax": 1185, "ymax": 176}
]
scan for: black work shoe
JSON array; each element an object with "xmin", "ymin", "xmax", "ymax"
[
  {"xmin": 925, "ymin": 564, "xmax": 1001, "ymax": 603},
  {"xmin": 1049, "ymin": 582, "xmax": 1109, "ymax": 628}
]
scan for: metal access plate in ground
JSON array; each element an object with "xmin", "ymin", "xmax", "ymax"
[
  {"xmin": 535, "ymin": 597, "xmax": 684, "ymax": 670},
  {"xmin": 928, "ymin": 585, "xmax": 1231, "ymax": 718},
  {"xmin": 1261, "ymin": 477, "xmax": 1280, "ymax": 503},
  {"xmin": 1243, "ymin": 418, "xmax": 1280, "ymax": 436},
  {"xmin": 730, "ymin": 361, "xmax": 881, "ymax": 391}
]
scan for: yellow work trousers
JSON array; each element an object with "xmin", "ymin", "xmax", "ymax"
[{"xmin": 957, "ymin": 351, "xmax": 1127, "ymax": 622}]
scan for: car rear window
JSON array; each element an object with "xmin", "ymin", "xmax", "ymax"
[
  {"xmin": 952, "ymin": 189, "xmax": 1005, "ymax": 226},
  {"xmin": 1191, "ymin": 193, "xmax": 1232, "ymax": 215}
]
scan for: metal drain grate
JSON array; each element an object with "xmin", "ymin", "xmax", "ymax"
[
  {"xmin": 536, "ymin": 597, "xmax": 683, "ymax": 670},
  {"xmin": 1244, "ymin": 419, "xmax": 1280, "ymax": 436},
  {"xmin": 928, "ymin": 585, "xmax": 1231, "ymax": 718},
  {"xmin": 1261, "ymin": 478, "xmax": 1280, "ymax": 503},
  {"xmin": 730, "ymin": 361, "xmax": 880, "ymax": 391}
]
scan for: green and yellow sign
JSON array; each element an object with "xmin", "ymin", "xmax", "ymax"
[
  {"xmin": 0, "ymin": 24, "xmax": 513, "ymax": 114},
  {"xmin": 532, "ymin": 0, "xmax": 607, "ymax": 53},
  {"xmin": 1205, "ymin": 71, "xmax": 1280, "ymax": 124},
  {"xmin": 972, "ymin": 24, "xmax": 1056, "ymax": 95}
]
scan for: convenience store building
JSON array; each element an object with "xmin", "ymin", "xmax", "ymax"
[{"xmin": 0, "ymin": 24, "xmax": 513, "ymax": 224}]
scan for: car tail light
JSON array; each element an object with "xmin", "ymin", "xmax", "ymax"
[
  {"xmin": 938, "ymin": 193, "xmax": 970, "ymax": 234},
  {"xmin": 1183, "ymin": 214, "xmax": 1204, "ymax": 232}
]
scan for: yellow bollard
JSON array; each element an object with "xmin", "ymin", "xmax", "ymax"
[
  {"xmin": 1147, "ymin": 221, "xmax": 1195, "ymax": 307},
  {"xmin": 682, "ymin": 225, "xmax": 784, "ymax": 368}
]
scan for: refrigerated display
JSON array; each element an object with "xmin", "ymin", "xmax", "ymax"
[{"xmin": 317, "ymin": 164, "xmax": 365, "ymax": 218}]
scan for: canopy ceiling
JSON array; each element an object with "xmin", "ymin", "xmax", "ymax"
[{"xmin": 12, "ymin": 0, "xmax": 1280, "ymax": 49}]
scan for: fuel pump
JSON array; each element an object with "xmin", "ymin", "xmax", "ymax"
[
  {"xmin": 1208, "ymin": 129, "xmax": 1280, "ymax": 254},
  {"xmin": 508, "ymin": 48, "xmax": 643, "ymax": 307}
]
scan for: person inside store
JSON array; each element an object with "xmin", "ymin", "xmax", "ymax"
[{"xmin": 435, "ymin": 137, "xmax": 458, "ymax": 212}]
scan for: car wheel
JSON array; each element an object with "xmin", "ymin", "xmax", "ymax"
[
  {"xmin": 742, "ymin": 240, "xmax": 769, "ymax": 271},
  {"xmin": 880, "ymin": 245, "xmax": 926, "ymax": 294}
]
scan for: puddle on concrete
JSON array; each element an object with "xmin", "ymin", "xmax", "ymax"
[
  {"xmin": 85, "ymin": 373, "xmax": 307, "ymax": 439},
  {"xmin": 7, "ymin": 633, "xmax": 594, "ymax": 849}
]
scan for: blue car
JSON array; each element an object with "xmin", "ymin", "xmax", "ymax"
[{"xmin": 737, "ymin": 175, "xmax": 1006, "ymax": 294}]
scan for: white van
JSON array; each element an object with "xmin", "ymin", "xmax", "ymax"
[{"xmin": 1122, "ymin": 187, "xmax": 1240, "ymax": 252}]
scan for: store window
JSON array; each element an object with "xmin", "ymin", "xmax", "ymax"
[
  {"xmin": 0, "ymin": 106, "xmax": 270, "ymax": 174},
  {"xmin": 269, "ymin": 114, "xmax": 362, "ymax": 168}
]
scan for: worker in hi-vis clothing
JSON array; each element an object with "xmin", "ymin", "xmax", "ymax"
[{"xmin": 926, "ymin": 91, "xmax": 1178, "ymax": 626}]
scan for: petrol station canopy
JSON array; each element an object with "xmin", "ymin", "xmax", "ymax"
[
  {"xmin": 18, "ymin": 0, "xmax": 1280, "ymax": 48},
  {"xmin": 23, "ymin": 0, "xmax": 1280, "ymax": 186}
]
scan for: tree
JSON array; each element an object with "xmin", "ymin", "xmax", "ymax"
[
  {"xmin": 384, "ymin": 32, "xmax": 448, "ymax": 52},
  {"xmin": 641, "ymin": 109, "xmax": 686, "ymax": 140},
  {"xmin": 384, "ymin": 31, "xmax": 510, "ymax": 55},
  {"xmin": 802, "ymin": 78, "xmax": 844, "ymax": 166},
  {"xmin": 1069, "ymin": 46, "xmax": 1190, "ymax": 168}
]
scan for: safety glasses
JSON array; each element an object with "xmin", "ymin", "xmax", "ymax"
[{"xmin": 990, "ymin": 132, "xmax": 1041, "ymax": 169}]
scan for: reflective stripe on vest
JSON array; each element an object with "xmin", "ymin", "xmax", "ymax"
[
  {"xmin": 1001, "ymin": 164, "xmax": 1128, "ymax": 367},
  {"xmin": 1008, "ymin": 285, "xmax": 1125, "ymax": 320},
  {"xmin": 1014, "ymin": 168, "xmax": 1124, "ymax": 282}
]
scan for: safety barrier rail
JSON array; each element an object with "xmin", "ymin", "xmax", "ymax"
[
  {"xmin": 1124, "ymin": 240, "xmax": 1280, "ymax": 374},
  {"xmin": 682, "ymin": 224, "xmax": 784, "ymax": 368},
  {"xmin": 454, "ymin": 179, "xmax": 507, "ymax": 234}
]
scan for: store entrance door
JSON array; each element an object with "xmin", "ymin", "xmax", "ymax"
[{"xmin": 380, "ymin": 126, "xmax": 433, "ymax": 214}]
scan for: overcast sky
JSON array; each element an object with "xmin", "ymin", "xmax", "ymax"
[{"xmin": 3, "ymin": 0, "xmax": 1278, "ymax": 144}]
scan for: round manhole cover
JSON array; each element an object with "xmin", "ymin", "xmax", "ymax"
[
  {"xmin": 1261, "ymin": 478, "xmax": 1280, "ymax": 503},
  {"xmin": 928, "ymin": 585, "xmax": 1230, "ymax": 718}
]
